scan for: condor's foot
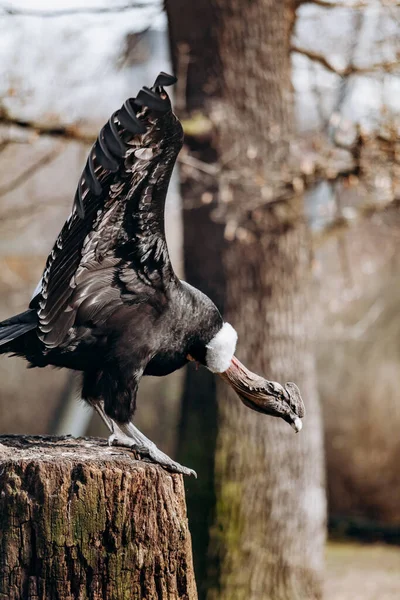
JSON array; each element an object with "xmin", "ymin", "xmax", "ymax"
[
  {"xmin": 89, "ymin": 399, "xmax": 196, "ymax": 477},
  {"xmin": 108, "ymin": 423, "xmax": 197, "ymax": 477}
]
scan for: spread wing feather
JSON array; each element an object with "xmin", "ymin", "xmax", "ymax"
[{"xmin": 32, "ymin": 73, "xmax": 182, "ymax": 349}]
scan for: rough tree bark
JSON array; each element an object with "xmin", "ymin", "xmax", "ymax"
[
  {"xmin": 0, "ymin": 435, "xmax": 197, "ymax": 600},
  {"xmin": 167, "ymin": 1, "xmax": 326, "ymax": 598}
]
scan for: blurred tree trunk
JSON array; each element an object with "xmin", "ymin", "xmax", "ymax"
[{"xmin": 167, "ymin": 1, "xmax": 326, "ymax": 599}]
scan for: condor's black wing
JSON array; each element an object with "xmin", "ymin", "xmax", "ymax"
[{"xmin": 31, "ymin": 72, "xmax": 183, "ymax": 349}]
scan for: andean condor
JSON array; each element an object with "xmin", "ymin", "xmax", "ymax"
[{"xmin": 0, "ymin": 73, "xmax": 305, "ymax": 476}]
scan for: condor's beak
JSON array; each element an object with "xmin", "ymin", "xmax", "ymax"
[{"xmin": 218, "ymin": 356, "xmax": 305, "ymax": 432}]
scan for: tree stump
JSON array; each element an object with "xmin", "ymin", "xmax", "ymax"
[{"xmin": 0, "ymin": 435, "xmax": 197, "ymax": 600}]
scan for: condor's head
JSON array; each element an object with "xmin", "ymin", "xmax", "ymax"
[{"xmin": 188, "ymin": 321, "xmax": 305, "ymax": 432}]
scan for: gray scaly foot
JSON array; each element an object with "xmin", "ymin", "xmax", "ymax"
[
  {"xmin": 89, "ymin": 400, "xmax": 196, "ymax": 477},
  {"xmin": 109, "ymin": 422, "xmax": 197, "ymax": 477}
]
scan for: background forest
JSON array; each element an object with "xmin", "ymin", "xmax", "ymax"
[{"xmin": 1, "ymin": 0, "xmax": 400, "ymax": 599}]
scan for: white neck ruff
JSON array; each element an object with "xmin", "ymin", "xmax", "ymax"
[{"xmin": 205, "ymin": 322, "xmax": 237, "ymax": 373}]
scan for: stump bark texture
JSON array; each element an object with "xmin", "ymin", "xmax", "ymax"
[{"xmin": 0, "ymin": 435, "xmax": 197, "ymax": 600}]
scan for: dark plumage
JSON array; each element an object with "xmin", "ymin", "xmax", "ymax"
[{"xmin": 0, "ymin": 73, "xmax": 305, "ymax": 475}]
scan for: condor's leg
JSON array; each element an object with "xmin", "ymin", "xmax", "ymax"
[
  {"xmin": 83, "ymin": 372, "xmax": 114, "ymax": 433},
  {"xmin": 83, "ymin": 372, "xmax": 196, "ymax": 477},
  {"xmin": 94, "ymin": 401, "xmax": 196, "ymax": 477},
  {"xmin": 87, "ymin": 398, "xmax": 114, "ymax": 433}
]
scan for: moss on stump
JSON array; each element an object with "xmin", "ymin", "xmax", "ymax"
[{"xmin": 0, "ymin": 435, "xmax": 197, "ymax": 600}]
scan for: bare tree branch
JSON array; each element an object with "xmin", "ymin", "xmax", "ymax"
[
  {"xmin": 0, "ymin": 117, "xmax": 95, "ymax": 144},
  {"xmin": 291, "ymin": 45, "xmax": 400, "ymax": 76},
  {"xmin": 178, "ymin": 152, "xmax": 220, "ymax": 176},
  {"xmin": 0, "ymin": 197, "xmax": 62, "ymax": 224},
  {"xmin": 0, "ymin": 147, "xmax": 63, "ymax": 198},
  {"xmin": 296, "ymin": 0, "xmax": 400, "ymax": 9},
  {"xmin": 313, "ymin": 198, "xmax": 400, "ymax": 246},
  {"xmin": 0, "ymin": 2, "xmax": 160, "ymax": 17},
  {"xmin": 0, "ymin": 141, "xmax": 10, "ymax": 154},
  {"xmin": 318, "ymin": 299, "xmax": 385, "ymax": 340}
]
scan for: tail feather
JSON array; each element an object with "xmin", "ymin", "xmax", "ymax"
[{"xmin": 0, "ymin": 310, "xmax": 38, "ymax": 347}]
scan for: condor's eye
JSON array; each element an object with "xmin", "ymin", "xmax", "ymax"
[{"xmin": 266, "ymin": 382, "xmax": 286, "ymax": 398}]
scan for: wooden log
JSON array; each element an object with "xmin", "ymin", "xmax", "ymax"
[{"xmin": 0, "ymin": 435, "xmax": 197, "ymax": 600}]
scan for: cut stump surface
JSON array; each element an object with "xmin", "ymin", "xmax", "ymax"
[{"xmin": 0, "ymin": 435, "xmax": 197, "ymax": 600}]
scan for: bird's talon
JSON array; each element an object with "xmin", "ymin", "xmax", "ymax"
[{"xmin": 108, "ymin": 432, "xmax": 195, "ymax": 476}]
